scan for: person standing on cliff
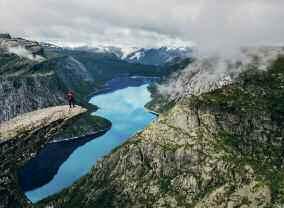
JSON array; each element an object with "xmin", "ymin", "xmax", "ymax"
[{"xmin": 67, "ymin": 91, "xmax": 75, "ymax": 108}]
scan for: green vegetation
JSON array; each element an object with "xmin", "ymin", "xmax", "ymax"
[
  {"xmin": 199, "ymin": 56, "xmax": 284, "ymax": 117},
  {"xmin": 192, "ymin": 56, "xmax": 284, "ymax": 204},
  {"xmin": 159, "ymin": 176, "xmax": 173, "ymax": 193},
  {"xmin": 36, "ymin": 57, "xmax": 284, "ymax": 208}
]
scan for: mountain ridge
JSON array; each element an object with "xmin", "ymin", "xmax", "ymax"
[{"xmin": 64, "ymin": 45, "xmax": 193, "ymax": 66}]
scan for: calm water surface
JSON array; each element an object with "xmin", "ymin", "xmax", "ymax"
[{"xmin": 24, "ymin": 84, "xmax": 156, "ymax": 202}]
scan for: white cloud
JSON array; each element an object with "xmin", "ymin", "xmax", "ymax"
[
  {"xmin": 0, "ymin": 0, "xmax": 283, "ymax": 51},
  {"xmin": 158, "ymin": 47, "xmax": 284, "ymax": 99},
  {"xmin": 8, "ymin": 46, "xmax": 45, "ymax": 62}
]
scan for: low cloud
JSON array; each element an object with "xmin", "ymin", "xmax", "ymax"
[
  {"xmin": 158, "ymin": 47, "xmax": 284, "ymax": 100},
  {"xmin": 1, "ymin": 0, "xmax": 284, "ymax": 98},
  {"xmin": 8, "ymin": 46, "xmax": 45, "ymax": 62},
  {"xmin": 1, "ymin": 0, "xmax": 283, "ymax": 50}
]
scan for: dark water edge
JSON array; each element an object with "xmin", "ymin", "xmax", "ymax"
[
  {"xmin": 18, "ymin": 130, "xmax": 108, "ymax": 192},
  {"xmin": 88, "ymin": 75, "xmax": 160, "ymax": 98}
]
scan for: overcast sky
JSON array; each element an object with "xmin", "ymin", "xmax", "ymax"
[{"xmin": 1, "ymin": 0, "xmax": 284, "ymax": 50}]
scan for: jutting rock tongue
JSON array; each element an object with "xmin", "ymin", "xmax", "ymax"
[{"xmin": 0, "ymin": 105, "xmax": 87, "ymax": 208}]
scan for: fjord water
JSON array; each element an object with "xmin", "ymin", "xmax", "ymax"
[{"xmin": 24, "ymin": 84, "xmax": 156, "ymax": 202}]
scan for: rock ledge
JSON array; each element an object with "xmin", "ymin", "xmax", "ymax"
[{"xmin": 0, "ymin": 105, "xmax": 87, "ymax": 141}]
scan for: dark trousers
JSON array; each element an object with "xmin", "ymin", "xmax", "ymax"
[{"xmin": 69, "ymin": 98, "xmax": 75, "ymax": 108}]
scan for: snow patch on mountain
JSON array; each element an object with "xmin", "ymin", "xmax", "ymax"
[
  {"xmin": 120, "ymin": 47, "xmax": 139, "ymax": 59},
  {"xmin": 128, "ymin": 51, "xmax": 144, "ymax": 61},
  {"xmin": 124, "ymin": 46, "xmax": 193, "ymax": 66}
]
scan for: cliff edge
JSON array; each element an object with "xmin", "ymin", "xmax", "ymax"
[
  {"xmin": 0, "ymin": 105, "xmax": 87, "ymax": 208},
  {"xmin": 0, "ymin": 105, "xmax": 87, "ymax": 141}
]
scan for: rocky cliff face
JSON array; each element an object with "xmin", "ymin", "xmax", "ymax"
[
  {"xmin": 38, "ymin": 57, "xmax": 284, "ymax": 207},
  {"xmin": 0, "ymin": 35, "xmax": 43, "ymax": 57},
  {"xmin": 0, "ymin": 106, "xmax": 87, "ymax": 208},
  {"xmin": 0, "ymin": 50, "xmax": 95, "ymax": 122},
  {"xmin": 0, "ymin": 74, "xmax": 66, "ymax": 121},
  {"xmin": 0, "ymin": 36, "xmax": 64, "ymax": 122},
  {"xmin": 147, "ymin": 47, "xmax": 284, "ymax": 113}
]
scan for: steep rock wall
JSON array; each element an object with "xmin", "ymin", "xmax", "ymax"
[{"xmin": 0, "ymin": 106, "xmax": 87, "ymax": 208}]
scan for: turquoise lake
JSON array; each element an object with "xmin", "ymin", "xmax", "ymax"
[{"xmin": 24, "ymin": 84, "xmax": 156, "ymax": 202}]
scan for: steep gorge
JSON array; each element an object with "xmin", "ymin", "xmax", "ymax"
[
  {"xmin": 38, "ymin": 57, "xmax": 284, "ymax": 207},
  {"xmin": 0, "ymin": 35, "xmax": 187, "ymax": 122}
]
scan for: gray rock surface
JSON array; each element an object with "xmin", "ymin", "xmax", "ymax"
[
  {"xmin": 0, "ymin": 51, "xmax": 95, "ymax": 122},
  {"xmin": 0, "ymin": 75, "xmax": 67, "ymax": 122},
  {"xmin": 0, "ymin": 106, "xmax": 87, "ymax": 208},
  {"xmin": 0, "ymin": 37, "xmax": 43, "ymax": 56}
]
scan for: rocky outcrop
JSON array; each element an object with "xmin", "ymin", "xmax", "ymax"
[
  {"xmin": 0, "ymin": 106, "xmax": 87, "ymax": 208},
  {"xmin": 0, "ymin": 53, "xmax": 96, "ymax": 122},
  {"xmin": 147, "ymin": 47, "xmax": 284, "ymax": 113},
  {"xmin": 0, "ymin": 106, "xmax": 87, "ymax": 140},
  {"xmin": 0, "ymin": 36, "xmax": 43, "ymax": 56},
  {"xmin": 37, "ymin": 57, "xmax": 284, "ymax": 207},
  {"xmin": 0, "ymin": 35, "xmax": 98, "ymax": 122}
]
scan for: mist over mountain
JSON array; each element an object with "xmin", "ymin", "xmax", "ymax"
[{"xmin": 157, "ymin": 47, "xmax": 284, "ymax": 100}]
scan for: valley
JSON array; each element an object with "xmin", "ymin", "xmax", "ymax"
[
  {"xmin": 1, "ymin": 33, "xmax": 283, "ymax": 208},
  {"xmin": 0, "ymin": 34, "xmax": 190, "ymax": 208}
]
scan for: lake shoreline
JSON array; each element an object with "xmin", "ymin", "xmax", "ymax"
[
  {"xmin": 19, "ymin": 82, "xmax": 157, "ymax": 203},
  {"xmin": 18, "ymin": 117, "xmax": 111, "ymax": 193}
]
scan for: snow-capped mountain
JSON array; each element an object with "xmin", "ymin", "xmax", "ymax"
[
  {"xmin": 124, "ymin": 46, "xmax": 193, "ymax": 66},
  {"xmin": 67, "ymin": 45, "xmax": 193, "ymax": 66}
]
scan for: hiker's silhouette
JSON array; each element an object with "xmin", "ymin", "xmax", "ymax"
[{"xmin": 67, "ymin": 91, "xmax": 75, "ymax": 108}]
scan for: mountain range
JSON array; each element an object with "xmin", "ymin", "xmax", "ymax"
[{"xmin": 64, "ymin": 45, "xmax": 193, "ymax": 66}]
